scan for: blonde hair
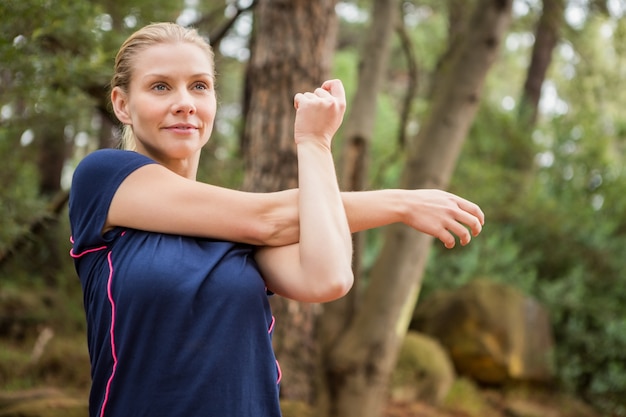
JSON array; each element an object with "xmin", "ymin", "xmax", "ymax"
[{"xmin": 111, "ymin": 22, "xmax": 215, "ymax": 150}]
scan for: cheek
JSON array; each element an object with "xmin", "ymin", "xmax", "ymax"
[
  {"xmin": 200, "ymin": 100, "xmax": 217, "ymax": 124},
  {"xmin": 133, "ymin": 100, "xmax": 164, "ymax": 125}
]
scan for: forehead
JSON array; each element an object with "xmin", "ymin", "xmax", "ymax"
[{"xmin": 131, "ymin": 42, "xmax": 214, "ymax": 79}]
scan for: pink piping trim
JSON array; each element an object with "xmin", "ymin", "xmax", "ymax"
[
  {"xmin": 276, "ymin": 360, "xmax": 282, "ymax": 384},
  {"xmin": 268, "ymin": 316, "xmax": 275, "ymax": 334},
  {"xmin": 99, "ymin": 251, "xmax": 118, "ymax": 417},
  {"xmin": 70, "ymin": 245, "xmax": 108, "ymax": 258},
  {"xmin": 70, "ymin": 229, "xmax": 127, "ymax": 258}
]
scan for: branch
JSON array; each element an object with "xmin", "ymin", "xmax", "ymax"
[
  {"xmin": 395, "ymin": 17, "xmax": 419, "ymax": 149},
  {"xmin": 0, "ymin": 190, "xmax": 69, "ymax": 269},
  {"xmin": 190, "ymin": 0, "xmax": 258, "ymax": 49}
]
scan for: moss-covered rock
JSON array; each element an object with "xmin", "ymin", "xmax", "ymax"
[
  {"xmin": 442, "ymin": 377, "xmax": 497, "ymax": 417},
  {"xmin": 412, "ymin": 278, "xmax": 555, "ymax": 385},
  {"xmin": 390, "ymin": 331, "xmax": 456, "ymax": 405}
]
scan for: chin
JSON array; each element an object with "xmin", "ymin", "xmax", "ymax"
[{"xmin": 171, "ymin": 144, "xmax": 203, "ymax": 158}]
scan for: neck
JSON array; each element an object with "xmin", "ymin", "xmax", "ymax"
[
  {"xmin": 165, "ymin": 157, "xmax": 199, "ymax": 180},
  {"xmin": 136, "ymin": 144, "xmax": 201, "ymax": 181},
  {"xmin": 134, "ymin": 147, "xmax": 201, "ymax": 180}
]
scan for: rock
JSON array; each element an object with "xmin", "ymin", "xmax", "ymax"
[
  {"xmin": 411, "ymin": 279, "xmax": 555, "ymax": 385},
  {"xmin": 442, "ymin": 377, "xmax": 494, "ymax": 416},
  {"xmin": 390, "ymin": 331, "xmax": 456, "ymax": 405}
]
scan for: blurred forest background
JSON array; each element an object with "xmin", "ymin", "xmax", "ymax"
[{"xmin": 1, "ymin": 0, "xmax": 625, "ymax": 416}]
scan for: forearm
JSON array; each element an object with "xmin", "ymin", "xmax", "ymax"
[
  {"xmin": 297, "ymin": 141, "xmax": 353, "ymax": 286},
  {"xmin": 256, "ymin": 142, "xmax": 354, "ymax": 303},
  {"xmin": 259, "ymin": 187, "xmax": 484, "ymax": 251},
  {"xmin": 342, "ymin": 189, "xmax": 406, "ymax": 233},
  {"xmin": 259, "ymin": 189, "xmax": 404, "ymax": 246},
  {"xmin": 254, "ymin": 189, "xmax": 300, "ymax": 246}
]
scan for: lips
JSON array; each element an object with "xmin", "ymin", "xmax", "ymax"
[
  {"xmin": 165, "ymin": 123, "xmax": 198, "ymax": 130},
  {"xmin": 162, "ymin": 123, "xmax": 200, "ymax": 136}
]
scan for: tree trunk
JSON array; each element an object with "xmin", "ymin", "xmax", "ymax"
[
  {"xmin": 240, "ymin": 0, "xmax": 338, "ymax": 403},
  {"xmin": 323, "ymin": 1, "xmax": 513, "ymax": 416},
  {"xmin": 520, "ymin": 0, "xmax": 564, "ymax": 126},
  {"xmin": 395, "ymin": 18, "xmax": 419, "ymax": 149},
  {"xmin": 508, "ymin": 0, "xmax": 564, "ymax": 177},
  {"xmin": 36, "ymin": 123, "xmax": 66, "ymax": 196},
  {"xmin": 508, "ymin": 0, "xmax": 563, "ymax": 196},
  {"xmin": 34, "ymin": 119, "xmax": 68, "ymax": 284},
  {"xmin": 317, "ymin": 0, "xmax": 398, "ymax": 412},
  {"xmin": 339, "ymin": 0, "xmax": 397, "ymax": 193}
]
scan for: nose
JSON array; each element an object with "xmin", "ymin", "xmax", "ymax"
[{"xmin": 172, "ymin": 90, "xmax": 196, "ymax": 115}]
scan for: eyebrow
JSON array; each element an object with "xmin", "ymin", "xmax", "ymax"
[{"xmin": 142, "ymin": 72, "xmax": 214, "ymax": 80}]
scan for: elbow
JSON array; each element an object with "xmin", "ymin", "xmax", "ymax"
[
  {"xmin": 316, "ymin": 243, "xmax": 354, "ymax": 302},
  {"xmin": 314, "ymin": 267, "xmax": 354, "ymax": 303},
  {"xmin": 334, "ymin": 270, "xmax": 355, "ymax": 299}
]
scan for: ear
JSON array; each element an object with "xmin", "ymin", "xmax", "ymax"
[{"xmin": 111, "ymin": 87, "xmax": 132, "ymax": 124}]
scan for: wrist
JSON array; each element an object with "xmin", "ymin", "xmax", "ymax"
[
  {"xmin": 295, "ymin": 134, "xmax": 332, "ymax": 151},
  {"xmin": 388, "ymin": 189, "xmax": 409, "ymax": 225}
]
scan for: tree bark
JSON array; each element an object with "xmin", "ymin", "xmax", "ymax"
[
  {"xmin": 36, "ymin": 122, "xmax": 66, "ymax": 196},
  {"xmin": 509, "ymin": 0, "xmax": 563, "ymax": 191},
  {"xmin": 316, "ymin": 0, "xmax": 398, "ymax": 412},
  {"xmin": 339, "ymin": 0, "xmax": 397, "ymax": 193},
  {"xmin": 32, "ymin": 119, "xmax": 69, "ymax": 283},
  {"xmin": 242, "ymin": 0, "xmax": 338, "ymax": 193},
  {"xmin": 520, "ymin": 0, "xmax": 564, "ymax": 126},
  {"xmin": 323, "ymin": 1, "xmax": 513, "ymax": 417},
  {"xmin": 240, "ymin": 0, "xmax": 338, "ymax": 403},
  {"xmin": 395, "ymin": 18, "xmax": 419, "ymax": 149}
]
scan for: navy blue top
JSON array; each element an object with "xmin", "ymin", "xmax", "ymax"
[{"xmin": 69, "ymin": 149, "xmax": 281, "ymax": 417}]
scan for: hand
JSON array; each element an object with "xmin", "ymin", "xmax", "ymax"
[
  {"xmin": 293, "ymin": 79, "xmax": 346, "ymax": 149},
  {"xmin": 402, "ymin": 189, "xmax": 484, "ymax": 249}
]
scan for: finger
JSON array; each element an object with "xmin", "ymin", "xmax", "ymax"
[
  {"xmin": 312, "ymin": 88, "xmax": 335, "ymax": 104},
  {"xmin": 439, "ymin": 232, "xmax": 456, "ymax": 249},
  {"xmin": 294, "ymin": 91, "xmax": 319, "ymax": 109},
  {"xmin": 454, "ymin": 208, "xmax": 483, "ymax": 237},
  {"xmin": 449, "ymin": 223, "xmax": 472, "ymax": 246},
  {"xmin": 294, "ymin": 93, "xmax": 304, "ymax": 110},
  {"xmin": 471, "ymin": 218, "xmax": 483, "ymax": 237},
  {"xmin": 456, "ymin": 197, "xmax": 485, "ymax": 226},
  {"xmin": 321, "ymin": 79, "xmax": 346, "ymax": 102},
  {"xmin": 431, "ymin": 225, "xmax": 456, "ymax": 249}
]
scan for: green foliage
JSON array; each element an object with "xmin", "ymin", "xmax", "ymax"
[
  {"xmin": 0, "ymin": 138, "xmax": 46, "ymax": 253},
  {"xmin": 0, "ymin": 0, "xmax": 625, "ymax": 415},
  {"xmin": 0, "ymin": 0, "xmax": 191, "ymax": 254},
  {"xmin": 423, "ymin": 10, "xmax": 626, "ymax": 413}
]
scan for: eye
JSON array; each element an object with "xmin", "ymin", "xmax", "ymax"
[
  {"xmin": 151, "ymin": 83, "xmax": 168, "ymax": 92},
  {"xmin": 192, "ymin": 81, "xmax": 211, "ymax": 91}
]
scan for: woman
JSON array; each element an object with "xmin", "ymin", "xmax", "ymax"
[{"xmin": 69, "ymin": 22, "xmax": 483, "ymax": 417}]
